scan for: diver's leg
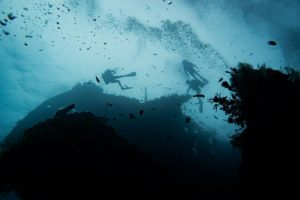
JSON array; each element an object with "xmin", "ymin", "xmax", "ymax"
[
  {"xmin": 184, "ymin": 70, "xmax": 190, "ymax": 77},
  {"xmin": 195, "ymin": 73, "xmax": 209, "ymax": 85},
  {"xmin": 199, "ymin": 99, "xmax": 203, "ymax": 113},
  {"xmin": 191, "ymin": 73, "xmax": 200, "ymax": 80},
  {"xmin": 186, "ymin": 86, "xmax": 191, "ymax": 95},
  {"xmin": 190, "ymin": 69, "xmax": 202, "ymax": 80},
  {"xmin": 197, "ymin": 88, "xmax": 204, "ymax": 112},
  {"xmin": 114, "ymin": 75, "xmax": 128, "ymax": 79},
  {"xmin": 201, "ymin": 76, "xmax": 209, "ymax": 85},
  {"xmin": 114, "ymin": 72, "xmax": 136, "ymax": 79}
]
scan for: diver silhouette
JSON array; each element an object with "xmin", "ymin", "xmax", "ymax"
[
  {"xmin": 182, "ymin": 60, "xmax": 209, "ymax": 84},
  {"xmin": 186, "ymin": 78, "xmax": 209, "ymax": 113},
  {"xmin": 102, "ymin": 69, "xmax": 136, "ymax": 90}
]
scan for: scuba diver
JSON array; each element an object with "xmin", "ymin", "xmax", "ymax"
[
  {"xmin": 182, "ymin": 59, "xmax": 209, "ymax": 112},
  {"xmin": 101, "ymin": 69, "xmax": 136, "ymax": 90},
  {"xmin": 186, "ymin": 78, "xmax": 209, "ymax": 113},
  {"xmin": 182, "ymin": 59, "xmax": 209, "ymax": 84}
]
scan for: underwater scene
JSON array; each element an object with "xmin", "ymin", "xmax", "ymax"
[{"xmin": 0, "ymin": 0, "xmax": 300, "ymax": 199}]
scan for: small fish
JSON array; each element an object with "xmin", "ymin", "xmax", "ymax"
[
  {"xmin": 221, "ymin": 81, "xmax": 231, "ymax": 89},
  {"xmin": 109, "ymin": 103, "xmax": 113, "ymax": 107},
  {"xmin": 96, "ymin": 76, "xmax": 100, "ymax": 83},
  {"xmin": 268, "ymin": 41, "xmax": 277, "ymax": 46},
  {"xmin": 193, "ymin": 94, "xmax": 205, "ymax": 98},
  {"xmin": 2, "ymin": 30, "xmax": 9, "ymax": 35},
  {"xmin": 139, "ymin": 109, "xmax": 144, "ymax": 116},
  {"xmin": 213, "ymin": 115, "xmax": 218, "ymax": 119},
  {"xmin": 0, "ymin": 20, "xmax": 7, "ymax": 26},
  {"xmin": 218, "ymin": 78, "xmax": 223, "ymax": 82},
  {"xmin": 7, "ymin": 13, "xmax": 17, "ymax": 20},
  {"xmin": 168, "ymin": 1, "xmax": 173, "ymax": 5},
  {"xmin": 129, "ymin": 113, "xmax": 135, "ymax": 119},
  {"xmin": 185, "ymin": 117, "xmax": 191, "ymax": 124}
]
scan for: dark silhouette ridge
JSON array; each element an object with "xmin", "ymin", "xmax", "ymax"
[
  {"xmin": 210, "ymin": 63, "xmax": 300, "ymax": 198},
  {"xmin": 53, "ymin": 103, "xmax": 75, "ymax": 117},
  {"xmin": 2, "ymin": 83, "xmax": 240, "ymax": 199},
  {"xmin": 0, "ymin": 111, "xmax": 172, "ymax": 199}
]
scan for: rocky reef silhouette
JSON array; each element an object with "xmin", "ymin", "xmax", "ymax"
[
  {"xmin": 0, "ymin": 111, "xmax": 172, "ymax": 199},
  {"xmin": 210, "ymin": 63, "xmax": 300, "ymax": 198},
  {"xmin": 1, "ymin": 83, "xmax": 239, "ymax": 199}
]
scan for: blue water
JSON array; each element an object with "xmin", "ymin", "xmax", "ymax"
[{"xmin": 0, "ymin": 1, "xmax": 299, "ymax": 198}]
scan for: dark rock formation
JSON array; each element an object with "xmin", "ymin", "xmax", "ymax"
[
  {"xmin": 3, "ymin": 83, "xmax": 240, "ymax": 199},
  {"xmin": 210, "ymin": 63, "xmax": 300, "ymax": 198},
  {"xmin": 53, "ymin": 103, "xmax": 75, "ymax": 118},
  {"xmin": 0, "ymin": 111, "xmax": 171, "ymax": 200}
]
